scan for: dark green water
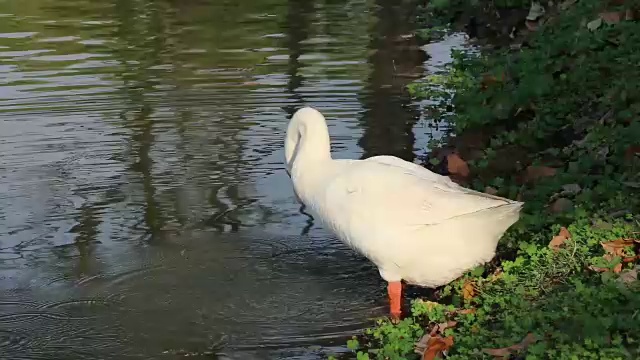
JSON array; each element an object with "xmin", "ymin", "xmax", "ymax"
[{"xmin": 0, "ymin": 0, "xmax": 469, "ymax": 358}]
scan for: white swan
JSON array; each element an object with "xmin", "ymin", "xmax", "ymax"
[{"xmin": 284, "ymin": 107, "xmax": 523, "ymax": 320}]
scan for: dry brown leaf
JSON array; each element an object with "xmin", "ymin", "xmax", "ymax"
[
  {"xmin": 428, "ymin": 320, "xmax": 458, "ymax": 337},
  {"xmin": 524, "ymin": 165, "xmax": 557, "ymax": 183},
  {"xmin": 480, "ymin": 73, "xmax": 505, "ymax": 90},
  {"xmin": 462, "ymin": 281, "xmax": 476, "ymax": 300},
  {"xmin": 490, "ymin": 268, "xmax": 504, "ymax": 281},
  {"xmin": 593, "ymin": 254, "xmax": 624, "ymax": 273},
  {"xmin": 589, "ymin": 239, "xmax": 639, "ymax": 273},
  {"xmin": 624, "ymin": 145, "xmax": 640, "ymax": 160},
  {"xmin": 613, "ymin": 263, "xmax": 623, "ymax": 273},
  {"xmin": 480, "ymin": 76, "xmax": 495, "ymax": 90},
  {"xmin": 415, "ymin": 299, "xmax": 441, "ymax": 312},
  {"xmin": 600, "ymin": 11, "xmax": 623, "ymax": 24},
  {"xmin": 457, "ymin": 308, "xmax": 477, "ymax": 315},
  {"xmin": 415, "ymin": 325, "xmax": 456, "ymax": 360},
  {"xmin": 482, "ymin": 333, "xmax": 537, "ymax": 358},
  {"xmin": 447, "ymin": 153, "xmax": 470, "ymax": 178},
  {"xmin": 601, "ymin": 239, "xmax": 636, "ymax": 257},
  {"xmin": 423, "ymin": 336, "xmax": 454, "ymax": 360},
  {"xmin": 442, "ymin": 320, "xmax": 458, "ymax": 331},
  {"xmin": 415, "ymin": 333, "xmax": 431, "ymax": 353},
  {"xmin": 447, "ymin": 307, "xmax": 477, "ymax": 316},
  {"xmin": 549, "ymin": 226, "xmax": 571, "ymax": 251}
]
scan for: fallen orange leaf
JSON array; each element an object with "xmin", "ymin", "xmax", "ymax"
[
  {"xmin": 415, "ymin": 323, "xmax": 456, "ymax": 360},
  {"xmin": 447, "ymin": 153, "xmax": 470, "ymax": 178},
  {"xmin": 524, "ymin": 165, "xmax": 557, "ymax": 183},
  {"xmin": 601, "ymin": 239, "xmax": 635, "ymax": 257},
  {"xmin": 457, "ymin": 308, "xmax": 477, "ymax": 315},
  {"xmin": 482, "ymin": 333, "xmax": 537, "ymax": 358},
  {"xmin": 599, "ymin": 11, "xmax": 623, "ymax": 24},
  {"xmin": 423, "ymin": 336, "xmax": 454, "ymax": 360},
  {"xmin": 480, "ymin": 73, "xmax": 505, "ymax": 90},
  {"xmin": 614, "ymin": 263, "xmax": 623, "ymax": 273},
  {"xmin": 462, "ymin": 280, "xmax": 476, "ymax": 300},
  {"xmin": 549, "ymin": 226, "xmax": 571, "ymax": 251},
  {"xmin": 593, "ymin": 253, "xmax": 623, "ymax": 273},
  {"xmin": 589, "ymin": 238, "xmax": 639, "ymax": 273}
]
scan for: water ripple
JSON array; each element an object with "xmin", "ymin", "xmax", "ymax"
[{"xmin": 0, "ymin": 0, "xmax": 471, "ymax": 358}]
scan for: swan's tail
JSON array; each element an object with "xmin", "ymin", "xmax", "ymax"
[{"xmin": 475, "ymin": 201, "xmax": 524, "ymax": 244}]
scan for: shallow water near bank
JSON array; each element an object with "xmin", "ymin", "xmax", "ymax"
[{"xmin": 0, "ymin": 0, "xmax": 472, "ymax": 358}]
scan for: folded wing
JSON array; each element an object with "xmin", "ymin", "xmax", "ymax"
[{"xmin": 320, "ymin": 156, "xmax": 520, "ymax": 227}]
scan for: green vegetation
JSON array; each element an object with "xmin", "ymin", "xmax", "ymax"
[{"xmin": 332, "ymin": 0, "xmax": 640, "ymax": 358}]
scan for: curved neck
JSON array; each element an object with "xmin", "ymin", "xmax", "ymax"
[{"xmin": 285, "ymin": 109, "xmax": 332, "ymax": 173}]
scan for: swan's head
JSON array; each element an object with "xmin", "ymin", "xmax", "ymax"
[{"xmin": 284, "ymin": 107, "xmax": 331, "ymax": 174}]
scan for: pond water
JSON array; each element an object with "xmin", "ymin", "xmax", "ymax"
[{"xmin": 0, "ymin": 0, "xmax": 470, "ymax": 358}]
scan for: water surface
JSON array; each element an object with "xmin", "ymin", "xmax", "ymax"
[{"xmin": 0, "ymin": 0, "xmax": 470, "ymax": 358}]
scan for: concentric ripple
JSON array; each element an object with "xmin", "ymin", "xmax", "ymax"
[{"xmin": 0, "ymin": 0, "xmax": 473, "ymax": 358}]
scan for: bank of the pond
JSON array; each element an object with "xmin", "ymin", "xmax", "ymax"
[{"xmin": 333, "ymin": 0, "xmax": 640, "ymax": 359}]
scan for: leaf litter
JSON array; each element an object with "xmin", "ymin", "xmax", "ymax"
[
  {"xmin": 462, "ymin": 280, "xmax": 476, "ymax": 300},
  {"xmin": 589, "ymin": 238, "xmax": 640, "ymax": 273},
  {"xmin": 549, "ymin": 226, "xmax": 571, "ymax": 251},
  {"xmin": 415, "ymin": 320, "xmax": 456, "ymax": 360},
  {"xmin": 446, "ymin": 153, "xmax": 470, "ymax": 178},
  {"xmin": 482, "ymin": 333, "xmax": 538, "ymax": 358}
]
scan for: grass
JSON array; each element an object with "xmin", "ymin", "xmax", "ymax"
[{"xmin": 330, "ymin": 0, "xmax": 640, "ymax": 358}]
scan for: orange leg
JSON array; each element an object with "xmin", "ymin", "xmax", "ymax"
[{"xmin": 387, "ymin": 281, "xmax": 402, "ymax": 320}]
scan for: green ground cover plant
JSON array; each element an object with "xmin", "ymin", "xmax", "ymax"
[{"xmin": 331, "ymin": 0, "xmax": 640, "ymax": 358}]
